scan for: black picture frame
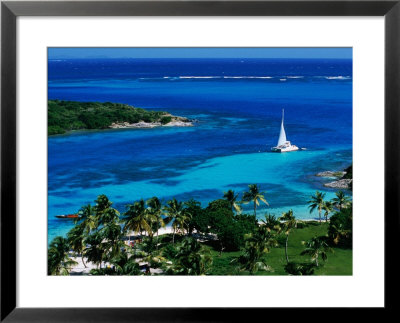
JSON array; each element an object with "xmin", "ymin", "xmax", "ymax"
[{"xmin": 1, "ymin": 0, "xmax": 398, "ymax": 321}]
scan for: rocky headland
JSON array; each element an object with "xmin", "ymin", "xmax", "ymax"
[
  {"xmin": 323, "ymin": 179, "xmax": 352, "ymax": 189},
  {"xmin": 316, "ymin": 171, "xmax": 346, "ymax": 178},
  {"xmin": 316, "ymin": 165, "xmax": 352, "ymax": 190}
]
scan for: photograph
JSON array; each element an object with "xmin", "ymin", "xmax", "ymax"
[{"xmin": 47, "ymin": 47, "xmax": 353, "ymax": 276}]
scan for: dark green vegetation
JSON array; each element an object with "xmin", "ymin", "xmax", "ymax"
[
  {"xmin": 48, "ymin": 186, "xmax": 352, "ymax": 276},
  {"xmin": 342, "ymin": 164, "xmax": 353, "ymax": 190},
  {"xmin": 48, "ymin": 100, "xmax": 172, "ymax": 135},
  {"xmin": 342, "ymin": 164, "xmax": 353, "ymax": 180}
]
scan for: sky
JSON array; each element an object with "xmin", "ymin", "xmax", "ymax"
[{"xmin": 48, "ymin": 48, "xmax": 352, "ymax": 59}]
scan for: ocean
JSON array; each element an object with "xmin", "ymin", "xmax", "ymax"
[{"xmin": 48, "ymin": 57, "xmax": 352, "ymax": 243}]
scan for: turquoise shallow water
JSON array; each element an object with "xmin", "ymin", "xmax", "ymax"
[
  {"xmin": 48, "ymin": 57, "xmax": 352, "ymax": 243},
  {"xmin": 48, "ymin": 139, "xmax": 351, "ymax": 242}
]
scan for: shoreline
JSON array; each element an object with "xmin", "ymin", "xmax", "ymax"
[
  {"xmin": 109, "ymin": 119, "xmax": 194, "ymax": 129},
  {"xmin": 48, "ymin": 118, "xmax": 195, "ymax": 136}
]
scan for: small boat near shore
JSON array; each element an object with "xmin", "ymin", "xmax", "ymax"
[
  {"xmin": 55, "ymin": 214, "xmax": 80, "ymax": 219},
  {"xmin": 271, "ymin": 109, "xmax": 300, "ymax": 153}
]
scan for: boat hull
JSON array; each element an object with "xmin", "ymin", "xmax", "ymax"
[
  {"xmin": 271, "ymin": 145, "xmax": 299, "ymax": 153},
  {"xmin": 55, "ymin": 214, "xmax": 79, "ymax": 219}
]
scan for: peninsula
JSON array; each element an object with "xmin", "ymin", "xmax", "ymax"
[{"xmin": 48, "ymin": 100, "xmax": 193, "ymax": 135}]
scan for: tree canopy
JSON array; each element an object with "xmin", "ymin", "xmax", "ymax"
[{"xmin": 48, "ymin": 100, "xmax": 169, "ymax": 135}]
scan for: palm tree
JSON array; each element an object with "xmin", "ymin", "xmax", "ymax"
[
  {"xmin": 94, "ymin": 194, "xmax": 113, "ymax": 212},
  {"xmin": 223, "ymin": 189, "xmax": 241, "ymax": 213},
  {"xmin": 127, "ymin": 237, "xmax": 167, "ymax": 274},
  {"xmin": 164, "ymin": 198, "xmax": 185, "ymax": 243},
  {"xmin": 69, "ymin": 204, "xmax": 99, "ymax": 268},
  {"xmin": 83, "ymin": 231, "xmax": 105, "ymax": 269},
  {"xmin": 141, "ymin": 251, "xmax": 168, "ymax": 275},
  {"xmin": 262, "ymin": 214, "xmax": 280, "ymax": 231},
  {"xmin": 301, "ymin": 237, "xmax": 333, "ymax": 267},
  {"xmin": 166, "ymin": 237, "xmax": 213, "ymax": 275},
  {"xmin": 94, "ymin": 194, "xmax": 113, "ymax": 225},
  {"xmin": 308, "ymin": 191, "xmax": 326, "ymax": 224},
  {"xmin": 122, "ymin": 199, "xmax": 152, "ymax": 239},
  {"xmin": 279, "ymin": 210, "xmax": 297, "ymax": 264},
  {"xmin": 329, "ymin": 223, "xmax": 351, "ymax": 245},
  {"xmin": 100, "ymin": 222, "xmax": 123, "ymax": 262},
  {"xmin": 233, "ymin": 225, "xmax": 276, "ymax": 275},
  {"xmin": 174, "ymin": 211, "xmax": 189, "ymax": 239},
  {"xmin": 184, "ymin": 199, "xmax": 202, "ymax": 236},
  {"xmin": 182, "ymin": 208, "xmax": 193, "ymax": 236},
  {"xmin": 67, "ymin": 225, "xmax": 87, "ymax": 267},
  {"xmin": 332, "ymin": 191, "xmax": 351, "ymax": 211},
  {"xmin": 242, "ymin": 184, "xmax": 268, "ymax": 217},
  {"xmin": 48, "ymin": 236, "xmax": 77, "ymax": 275},
  {"xmin": 76, "ymin": 204, "xmax": 97, "ymax": 234},
  {"xmin": 146, "ymin": 196, "xmax": 164, "ymax": 246},
  {"xmin": 323, "ymin": 201, "xmax": 334, "ymax": 222},
  {"xmin": 109, "ymin": 252, "xmax": 142, "ymax": 275},
  {"xmin": 100, "ymin": 208, "xmax": 120, "ymax": 226}
]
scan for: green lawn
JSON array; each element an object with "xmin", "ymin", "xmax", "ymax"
[{"xmin": 206, "ymin": 222, "xmax": 352, "ymax": 275}]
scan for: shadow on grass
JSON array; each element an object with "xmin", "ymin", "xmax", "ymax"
[
  {"xmin": 284, "ymin": 261, "xmax": 316, "ymax": 275},
  {"xmin": 202, "ymin": 239, "xmax": 221, "ymax": 250}
]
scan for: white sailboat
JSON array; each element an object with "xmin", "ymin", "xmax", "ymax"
[{"xmin": 271, "ymin": 109, "xmax": 299, "ymax": 152}]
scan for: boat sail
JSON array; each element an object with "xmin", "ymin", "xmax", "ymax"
[
  {"xmin": 271, "ymin": 109, "xmax": 299, "ymax": 152},
  {"xmin": 277, "ymin": 110, "xmax": 287, "ymax": 147}
]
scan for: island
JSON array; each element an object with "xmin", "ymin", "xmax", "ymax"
[{"xmin": 48, "ymin": 100, "xmax": 193, "ymax": 135}]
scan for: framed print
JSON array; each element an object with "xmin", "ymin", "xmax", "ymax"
[{"xmin": 1, "ymin": 0, "xmax": 399, "ymax": 321}]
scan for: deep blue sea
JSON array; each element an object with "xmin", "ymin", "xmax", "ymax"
[{"xmin": 48, "ymin": 58, "xmax": 352, "ymax": 243}]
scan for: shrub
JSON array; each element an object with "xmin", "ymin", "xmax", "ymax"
[
  {"xmin": 296, "ymin": 222, "xmax": 307, "ymax": 229},
  {"xmin": 162, "ymin": 243, "xmax": 179, "ymax": 260},
  {"xmin": 89, "ymin": 267, "xmax": 117, "ymax": 275},
  {"xmin": 48, "ymin": 125, "xmax": 65, "ymax": 135},
  {"xmin": 160, "ymin": 116, "xmax": 172, "ymax": 124}
]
